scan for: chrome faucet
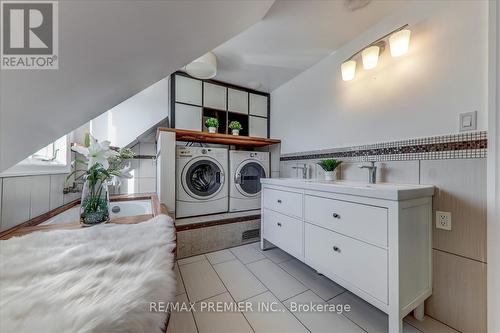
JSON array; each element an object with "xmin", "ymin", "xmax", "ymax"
[
  {"xmin": 292, "ymin": 164, "xmax": 309, "ymax": 179},
  {"xmin": 359, "ymin": 161, "xmax": 377, "ymax": 184}
]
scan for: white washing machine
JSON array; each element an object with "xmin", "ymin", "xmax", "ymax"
[
  {"xmin": 176, "ymin": 146, "xmax": 228, "ymax": 218},
  {"xmin": 229, "ymin": 150, "xmax": 269, "ymax": 212}
]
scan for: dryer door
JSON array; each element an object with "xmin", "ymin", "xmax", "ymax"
[
  {"xmin": 235, "ymin": 161, "xmax": 267, "ymax": 197},
  {"xmin": 182, "ymin": 157, "xmax": 225, "ymax": 200}
]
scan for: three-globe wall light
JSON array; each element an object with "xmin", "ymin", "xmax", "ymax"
[{"xmin": 341, "ymin": 25, "xmax": 411, "ymax": 81}]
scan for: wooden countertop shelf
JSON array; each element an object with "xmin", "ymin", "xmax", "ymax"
[{"xmin": 157, "ymin": 128, "xmax": 280, "ymax": 147}]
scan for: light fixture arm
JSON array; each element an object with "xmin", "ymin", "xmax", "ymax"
[{"xmin": 345, "ymin": 24, "xmax": 409, "ymax": 62}]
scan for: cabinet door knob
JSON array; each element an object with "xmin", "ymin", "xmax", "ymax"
[
  {"xmin": 332, "ymin": 213, "xmax": 341, "ymax": 219},
  {"xmin": 333, "ymin": 246, "xmax": 341, "ymax": 253},
  {"xmin": 277, "ymin": 199, "xmax": 282, "ymax": 203},
  {"xmin": 277, "ymin": 222, "xmax": 282, "ymax": 227}
]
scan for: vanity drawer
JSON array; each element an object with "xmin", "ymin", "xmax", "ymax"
[
  {"xmin": 263, "ymin": 208, "xmax": 303, "ymax": 258},
  {"xmin": 263, "ymin": 187, "xmax": 303, "ymax": 218},
  {"xmin": 305, "ymin": 223, "xmax": 388, "ymax": 303},
  {"xmin": 305, "ymin": 195, "xmax": 387, "ymax": 247}
]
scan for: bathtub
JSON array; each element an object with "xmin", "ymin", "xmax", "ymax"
[
  {"xmin": 42, "ymin": 200, "xmax": 152, "ymax": 225},
  {"xmin": 109, "ymin": 200, "xmax": 152, "ymax": 217}
]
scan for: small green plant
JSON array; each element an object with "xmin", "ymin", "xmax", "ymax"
[
  {"xmin": 205, "ymin": 117, "xmax": 219, "ymax": 128},
  {"xmin": 229, "ymin": 121, "xmax": 243, "ymax": 130},
  {"xmin": 317, "ymin": 159, "xmax": 342, "ymax": 172}
]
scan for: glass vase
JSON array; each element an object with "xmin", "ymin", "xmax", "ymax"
[{"xmin": 80, "ymin": 179, "xmax": 110, "ymax": 226}]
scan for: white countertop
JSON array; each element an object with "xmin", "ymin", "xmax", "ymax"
[{"xmin": 261, "ymin": 178, "xmax": 434, "ymax": 201}]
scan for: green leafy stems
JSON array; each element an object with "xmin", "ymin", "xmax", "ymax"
[
  {"xmin": 205, "ymin": 117, "xmax": 219, "ymax": 128},
  {"xmin": 228, "ymin": 121, "xmax": 243, "ymax": 130},
  {"xmin": 68, "ymin": 147, "xmax": 135, "ymax": 223},
  {"xmin": 317, "ymin": 159, "xmax": 342, "ymax": 172}
]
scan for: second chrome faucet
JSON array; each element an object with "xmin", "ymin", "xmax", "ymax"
[{"xmin": 359, "ymin": 161, "xmax": 377, "ymax": 184}]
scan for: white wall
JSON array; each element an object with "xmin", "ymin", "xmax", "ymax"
[
  {"xmin": 487, "ymin": 1, "xmax": 500, "ymax": 331},
  {"xmin": 271, "ymin": 0, "xmax": 488, "ymax": 154},
  {"xmin": 109, "ymin": 140, "xmax": 158, "ymax": 195},
  {"xmin": 0, "ymin": 0, "xmax": 274, "ymax": 172},
  {"xmin": 91, "ymin": 78, "xmax": 169, "ymax": 147}
]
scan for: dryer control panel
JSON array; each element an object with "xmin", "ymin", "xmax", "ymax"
[{"xmin": 249, "ymin": 152, "xmax": 268, "ymax": 161}]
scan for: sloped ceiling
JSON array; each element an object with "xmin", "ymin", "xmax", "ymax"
[
  {"xmin": 0, "ymin": 0, "xmax": 274, "ymax": 172},
  {"xmin": 212, "ymin": 0, "xmax": 406, "ymax": 92}
]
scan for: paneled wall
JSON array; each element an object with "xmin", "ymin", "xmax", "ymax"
[
  {"xmin": 0, "ymin": 174, "xmax": 68, "ymax": 232},
  {"xmin": 280, "ymin": 158, "xmax": 487, "ymax": 332}
]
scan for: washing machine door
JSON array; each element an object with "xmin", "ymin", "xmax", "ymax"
[
  {"xmin": 182, "ymin": 157, "xmax": 225, "ymax": 200},
  {"xmin": 235, "ymin": 161, "xmax": 267, "ymax": 197}
]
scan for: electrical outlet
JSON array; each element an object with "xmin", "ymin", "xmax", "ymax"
[{"xmin": 436, "ymin": 211, "xmax": 452, "ymax": 230}]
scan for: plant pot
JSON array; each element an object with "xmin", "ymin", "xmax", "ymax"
[
  {"xmin": 208, "ymin": 127, "xmax": 217, "ymax": 134},
  {"xmin": 231, "ymin": 129, "xmax": 240, "ymax": 136},
  {"xmin": 80, "ymin": 179, "xmax": 110, "ymax": 226},
  {"xmin": 324, "ymin": 171, "xmax": 336, "ymax": 181}
]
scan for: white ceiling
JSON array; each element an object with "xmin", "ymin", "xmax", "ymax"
[
  {"xmin": 0, "ymin": 0, "xmax": 273, "ymax": 172},
  {"xmin": 212, "ymin": 0, "xmax": 407, "ymax": 92}
]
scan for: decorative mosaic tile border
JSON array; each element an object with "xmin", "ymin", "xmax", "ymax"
[{"xmin": 280, "ymin": 131, "xmax": 487, "ymax": 162}]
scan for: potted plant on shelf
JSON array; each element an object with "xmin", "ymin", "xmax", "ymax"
[
  {"xmin": 205, "ymin": 118, "xmax": 219, "ymax": 134},
  {"xmin": 70, "ymin": 134, "xmax": 135, "ymax": 226},
  {"xmin": 317, "ymin": 159, "xmax": 342, "ymax": 181},
  {"xmin": 229, "ymin": 121, "xmax": 243, "ymax": 136}
]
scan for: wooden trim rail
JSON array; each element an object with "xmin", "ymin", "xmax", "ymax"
[{"xmin": 156, "ymin": 128, "xmax": 280, "ymax": 147}]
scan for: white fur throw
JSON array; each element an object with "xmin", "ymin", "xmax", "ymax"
[{"xmin": 0, "ymin": 215, "xmax": 176, "ymax": 333}]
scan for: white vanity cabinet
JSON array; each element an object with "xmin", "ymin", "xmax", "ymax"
[{"xmin": 260, "ymin": 179, "xmax": 434, "ymax": 333}]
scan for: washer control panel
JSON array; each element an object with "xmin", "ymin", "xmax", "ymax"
[{"xmin": 177, "ymin": 147, "xmax": 227, "ymax": 159}]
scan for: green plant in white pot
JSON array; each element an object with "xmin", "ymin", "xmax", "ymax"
[
  {"xmin": 205, "ymin": 118, "xmax": 219, "ymax": 134},
  {"xmin": 229, "ymin": 121, "xmax": 243, "ymax": 135},
  {"xmin": 317, "ymin": 159, "xmax": 342, "ymax": 181}
]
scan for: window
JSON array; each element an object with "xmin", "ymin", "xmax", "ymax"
[
  {"xmin": 0, "ymin": 135, "xmax": 70, "ymax": 177},
  {"xmin": 32, "ymin": 143, "xmax": 56, "ymax": 162}
]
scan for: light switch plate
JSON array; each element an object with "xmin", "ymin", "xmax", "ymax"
[
  {"xmin": 436, "ymin": 211, "xmax": 452, "ymax": 231},
  {"xmin": 459, "ymin": 111, "xmax": 477, "ymax": 131}
]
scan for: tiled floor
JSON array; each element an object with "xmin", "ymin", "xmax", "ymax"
[{"xmin": 168, "ymin": 242, "xmax": 458, "ymax": 333}]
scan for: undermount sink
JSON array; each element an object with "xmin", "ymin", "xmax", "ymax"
[
  {"xmin": 298, "ymin": 179, "xmax": 385, "ymax": 188},
  {"xmin": 261, "ymin": 178, "xmax": 434, "ymax": 201}
]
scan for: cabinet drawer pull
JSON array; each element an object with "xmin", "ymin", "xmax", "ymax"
[
  {"xmin": 332, "ymin": 213, "xmax": 341, "ymax": 219},
  {"xmin": 333, "ymin": 246, "xmax": 341, "ymax": 253},
  {"xmin": 277, "ymin": 199, "xmax": 282, "ymax": 204},
  {"xmin": 277, "ymin": 222, "xmax": 282, "ymax": 227}
]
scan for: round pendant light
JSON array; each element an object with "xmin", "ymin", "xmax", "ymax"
[{"xmin": 185, "ymin": 52, "xmax": 217, "ymax": 79}]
